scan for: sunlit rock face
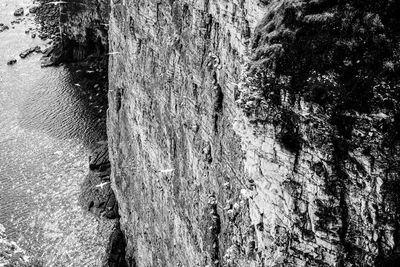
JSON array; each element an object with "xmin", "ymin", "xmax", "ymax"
[{"xmin": 107, "ymin": 0, "xmax": 400, "ymax": 266}]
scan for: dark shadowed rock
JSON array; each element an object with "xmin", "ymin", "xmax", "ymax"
[
  {"xmin": 38, "ymin": 33, "xmax": 48, "ymax": 40},
  {"xmin": 29, "ymin": 6, "xmax": 38, "ymax": 14},
  {"xmin": 14, "ymin": 7, "xmax": 24, "ymax": 16},
  {"xmin": 19, "ymin": 46, "xmax": 40, "ymax": 59},
  {"xmin": 0, "ymin": 23, "xmax": 9, "ymax": 33},
  {"xmin": 80, "ymin": 143, "xmax": 119, "ymax": 220},
  {"xmin": 40, "ymin": 43, "xmax": 63, "ymax": 67},
  {"xmin": 89, "ymin": 142, "xmax": 110, "ymax": 170},
  {"xmin": 34, "ymin": 46, "xmax": 42, "ymax": 53},
  {"xmin": 7, "ymin": 59, "xmax": 17, "ymax": 65},
  {"xmin": 103, "ymin": 222, "xmax": 129, "ymax": 267}
]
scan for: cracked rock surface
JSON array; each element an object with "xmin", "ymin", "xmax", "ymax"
[
  {"xmin": 80, "ymin": 143, "xmax": 119, "ymax": 220},
  {"xmin": 107, "ymin": 0, "xmax": 400, "ymax": 266}
]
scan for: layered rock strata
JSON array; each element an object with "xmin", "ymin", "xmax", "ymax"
[{"xmin": 107, "ymin": 0, "xmax": 400, "ymax": 266}]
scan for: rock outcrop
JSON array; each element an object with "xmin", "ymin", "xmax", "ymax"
[
  {"xmin": 6, "ymin": 59, "xmax": 17, "ymax": 66},
  {"xmin": 0, "ymin": 23, "xmax": 9, "ymax": 33},
  {"xmin": 80, "ymin": 143, "xmax": 119, "ymax": 219},
  {"xmin": 35, "ymin": 0, "xmax": 109, "ymax": 65},
  {"xmin": 107, "ymin": 0, "xmax": 400, "ymax": 266},
  {"xmin": 34, "ymin": 0, "xmax": 61, "ymax": 39},
  {"xmin": 103, "ymin": 222, "xmax": 129, "ymax": 267},
  {"xmin": 59, "ymin": 0, "xmax": 110, "ymax": 61},
  {"xmin": 13, "ymin": 8, "xmax": 24, "ymax": 17}
]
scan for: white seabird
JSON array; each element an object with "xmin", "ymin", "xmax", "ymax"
[{"xmin": 95, "ymin": 181, "xmax": 110, "ymax": 189}]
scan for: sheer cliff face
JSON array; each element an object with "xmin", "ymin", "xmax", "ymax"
[{"xmin": 108, "ymin": 0, "xmax": 400, "ymax": 266}]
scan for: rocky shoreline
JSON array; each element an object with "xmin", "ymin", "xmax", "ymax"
[
  {"xmin": 32, "ymin": 0, "xmax": 128, "ymax": 265},
  {"xmin": 29, "ymin": 0, "xmax": 114, "ymax": 207},
  {"xmin": 1, "ymin": 1, "xmax": 60, "ymax": 67},
  {"xmin": 33, "ymin": 0, "xmax": 124, "ymax": 265},
  {"xmin": 1, "ymin": 0, "xmax": 126, "ymax": 266}
]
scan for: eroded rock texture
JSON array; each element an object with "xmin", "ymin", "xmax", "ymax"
[
  {"xmin": 60, "ymin": 0, "xmax": 110, "ymax": 61},
  {"xmin": 108, "ymin": 0, "xmax": 400, "ymax": 266},
  {"xmin": 80, "ymin": 143, "xmax": 119, "ymax": 219}
]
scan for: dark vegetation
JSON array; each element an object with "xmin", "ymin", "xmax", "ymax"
[
  {"xmin": 240, "ymin": 0, "xmax": 400, "ymax": 265},
  {"xmin": 243, "ymin": 0, "xmax": 400, "ymax": 152},
  {"xmin": 250, "ymin": 0, "xmax": 400, "ymax": 109}
]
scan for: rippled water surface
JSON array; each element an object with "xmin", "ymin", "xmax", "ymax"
[{"xmin": 0, "ymin": 0, "xmax": 112, "ymax": 266}]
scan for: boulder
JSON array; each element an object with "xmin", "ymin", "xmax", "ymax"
[
  {"xmin": 29, "ymin": 6, "xmax": 38, "ymax": 14},
  {"xmin": 19, "ymin": 48, "xmax": 35, "ymax": 59},
  {"xmin": 0, "ymin": 23, "xmax": 9, "ymax": 32},
  {"xmin": 7, "ymin": 59, "xmax": 17, "ymax": 65},
  {"xmin": 34, "ymin": 46, "xmax": 42, "ymax": 53},
  {"xmin": 38, "ymin": 33, "xmax": 48, "ymax": 40},
  {"xmin": 19, "ymin": 46, "xmax": 40, "ymax": 59},
  {"xmin": 14, "ymin": 7, "xmax": 24, "ymax": 16}
]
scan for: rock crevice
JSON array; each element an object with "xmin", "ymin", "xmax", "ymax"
[{"xmin": 106, "ymin": 0, "xmax": 400, "ymax": 266}]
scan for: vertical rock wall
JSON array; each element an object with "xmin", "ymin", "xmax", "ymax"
[{"xmin": 108, "ymin": 0, "xmax": 400, "ymax": 266}]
